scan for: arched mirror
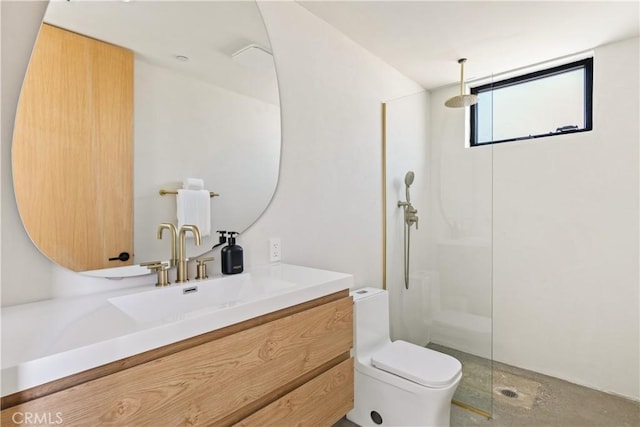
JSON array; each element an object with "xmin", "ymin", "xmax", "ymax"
[{"xmin": 12, "ymin": 0, "xmax": 280, "ymax": 277}]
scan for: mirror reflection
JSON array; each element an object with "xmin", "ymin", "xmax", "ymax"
[{"xmin": 12, "ymin": 0, "xmax": 281, "ymax": 277}]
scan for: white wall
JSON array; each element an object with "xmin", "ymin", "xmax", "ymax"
[
  {"xmin": 430, "ymin": 37, "xmax": 639, "ymax": 400},
  {"xmin": 493, "ymin": 37, "xmax": 639, "ymax": 400},
  {"xmin": 1, "ymin": 0, "xmax": 54, "ymax": 305},
  {"xmin": 239, "ymin": 1, "xmax": 422, "ymax": 281},
  {"xmin": 0, "ymin": 0, "xmax": 422, "ymax": 305}
]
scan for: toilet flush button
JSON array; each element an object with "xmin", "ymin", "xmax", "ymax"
[{"xmin": 350, "ymin": 287, "xmax": 386, "ymax": 300}]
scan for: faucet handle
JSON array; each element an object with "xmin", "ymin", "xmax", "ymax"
[
  {"xmin": 140, "ymin": 260, "xmax": 162, "ymax": 267},
  {"xmin": 143, "ymin": 261, "xmax": 170, "ymax": 287},
  {"xmin": 195, "ymin": 257, "xmax": 215, "ymax": 280}
]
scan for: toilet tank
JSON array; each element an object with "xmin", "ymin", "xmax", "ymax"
[{"xmin": 350, "ymin": 288, "xmax": 392, "ymax": 357}]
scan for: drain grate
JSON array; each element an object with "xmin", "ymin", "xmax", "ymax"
[{"xmin": 500, "ymin": 389, "xmax": 519, "ymax": 398}]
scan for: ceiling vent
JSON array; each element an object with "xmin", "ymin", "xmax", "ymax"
[{"xmin": 231, "ymin": 44, "xmax": 273, "ymax": 70}]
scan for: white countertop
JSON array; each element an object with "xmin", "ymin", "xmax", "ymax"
[{"xmin": 1, "ymin": 263, "xmax": 353, "ymax": 397}]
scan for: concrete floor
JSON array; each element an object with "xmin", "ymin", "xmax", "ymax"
[{"xmin": 334, "ymin": 360, "xmax": 640, "ymax": 427}]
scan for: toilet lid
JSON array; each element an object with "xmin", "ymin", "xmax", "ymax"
[{"xmin": 371, "ymin": 340, "xmax": 462, "ymax": 388}]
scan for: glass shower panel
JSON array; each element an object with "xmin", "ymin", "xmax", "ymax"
[
  {"xmin": 384, "ymin": 89, "xmax": 493, "ymax": 417},
  {"xmin": 384, "ymin": 92, "xmax": 432, "ymax": 347}
]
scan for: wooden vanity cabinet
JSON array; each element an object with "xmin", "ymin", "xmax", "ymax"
[{"xmin": 1, "ymin": 291, "xmax": 354, "ymax": 426}]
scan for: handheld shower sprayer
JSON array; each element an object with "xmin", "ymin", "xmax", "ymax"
[
  {"xmin": 399, "ymin": 171, "xmax": 418, "ymax": 229},
  {"xmin": 398, "ymin": 171, "xmax": 418, "ymax": 289},
  {"xmin": 404, "ymin": 171, "xmax": 414, "ymax": 203}
]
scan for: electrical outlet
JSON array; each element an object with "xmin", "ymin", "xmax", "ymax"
[{"xmin": 269, "ymin": 238, "xmax": 281, "ymax": 262}]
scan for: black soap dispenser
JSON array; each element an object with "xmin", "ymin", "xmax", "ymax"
[{"xmin": 221, "ymin": 231, "xmax": 243, "ymax": 275}]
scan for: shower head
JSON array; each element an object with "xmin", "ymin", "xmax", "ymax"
[
  {"xmin": 445, "ymin": 58, "xmax": 478, "ymax": 108},
  {"xmin": 444, "ymin": 94, "xmax": 478, "ymax": 108},
  {"xmin": 404, "ymin": 171, "xmax": 415, "ymax": 187},
  {"xmin": 404, "ymin": 171, "xmax": 415, "ymax": 202}
]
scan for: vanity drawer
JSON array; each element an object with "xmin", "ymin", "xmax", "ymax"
[
  {"xmin": 1, "ymin": 295, "xmax": 353, "ymax": 426},
  {"xmin": 236, "ymin": 357, "xmax": 354, "ymax": 427}
]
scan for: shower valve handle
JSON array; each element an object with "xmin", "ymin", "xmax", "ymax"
[{"xmin": 406, "ymin": 207, "xmax": 418, "ymax": 229}]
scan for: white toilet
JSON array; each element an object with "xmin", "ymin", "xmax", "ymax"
[{"xmin": 347, "ymin": 287, "xmax": 462, "ymax": 427}]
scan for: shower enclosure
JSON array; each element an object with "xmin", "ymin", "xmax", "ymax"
[{"xmin": 383, "ymin": 91, "xmax": 494, "ymax": 416}]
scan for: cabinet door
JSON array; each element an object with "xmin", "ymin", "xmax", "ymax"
[
  {"xmin": 236, "ymin": 358, "xmax": 354, "ymax": 427},
  {"xmin": 12, "ymin": 23, "xmax": 133, "ymax": 271}
]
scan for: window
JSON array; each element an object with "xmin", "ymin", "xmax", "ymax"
[{"xmin": 470, "ymin": 58, "xmax": 593, "ymax": 146}]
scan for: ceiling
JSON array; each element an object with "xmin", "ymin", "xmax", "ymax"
[
  {"xmin": 44, "ymin": 0, "xmax": 279, "ymax": 105},
  {"xmin": 298, "ymin": 1, "xmax": 640, "ymax": 90},
  {"xmin": 42, "ymin": 1, "xmax": 639, "ymax": 96}
]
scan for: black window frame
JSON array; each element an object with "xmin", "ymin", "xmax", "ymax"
[{"xmin": 470, "ymin": 57, "xmax": 593, "ymax": 146}]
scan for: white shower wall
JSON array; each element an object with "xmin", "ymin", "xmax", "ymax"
[
  {"xmin": 491, "ymin": 37, "xmax": 639, "ymax": 400},
  {"xmin": 430, "ymin": 37, "xmax": 639, "ymax": 400}
]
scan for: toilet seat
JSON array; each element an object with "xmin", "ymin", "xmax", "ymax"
[{"xmin": 371, "ymin": 340, "xmax": 462, "ymax": 388}]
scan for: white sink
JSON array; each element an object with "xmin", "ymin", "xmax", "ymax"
[{"xmin": 108, "ymin": 273, "xmax": 297, "ymax": 323}]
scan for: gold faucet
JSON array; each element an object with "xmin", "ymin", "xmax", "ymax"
[
  {"xmin": 176, "ymin": 225, "xmax": 201, "ymax": 283},
  {"xmin": 157, "ymin": 223, "xmax": 178, "ymax": 267}
]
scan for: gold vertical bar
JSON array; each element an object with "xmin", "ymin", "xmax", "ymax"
[
  {"xmin": 452, "ymin": 400, "xmax": 492, "ymax": 419},
  {"xmin": 382, "ymin": 102, "xmax": 387, "ymax": 291}
]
